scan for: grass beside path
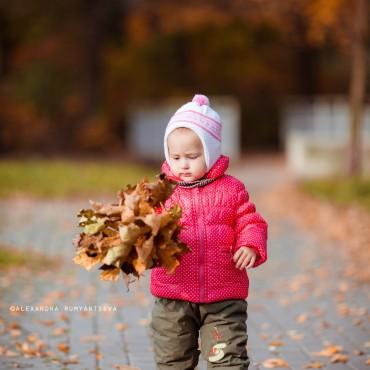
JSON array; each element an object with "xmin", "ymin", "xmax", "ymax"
[
  {"xmin": 0, "ymin": 159, "xmax": 158, "ymax": 198},
  {"xmin": 300, "ymin": 176, "xmax": 370, "ymax": 211},
  {"xmin": 0, "ymin": 245, "xmax": 61, "ymax": 270}
]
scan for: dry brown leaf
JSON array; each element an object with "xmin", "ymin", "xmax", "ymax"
[
  {"xmin": 304, "ymin": 361, "xmax": 324, "ymax": 368},
  {"xmin": 8, "ymin": 322, "xmax": 21, "ymax": 330},
  {"xmin": 59, "ymin": 313, "xmax": 70, "ymax": 323},
  {"xmin": 115, "ymin": 323, "xmax": 128, "ymax": 331},
  {"xmin": 296, "ymin": 313, "xmax": 308, "ymax": 323},
  {"xmin": 15, "ymin": 341, "xmax": 46, "ymax": 357},
  {"xmin": 312, "ymin": 344, "xmax": 343, "ymax": 356},
  {"xmin": 262, "ymin": 357, "xmax": 290, "ymax": 368},
  {"xmin": 57, "ymin": 343, "xmax": 70, "ymax": 354},
  {"xmin": 38, "ymin": 319, "xmax": 55, "ymax": 327},
  {"xmin": 26, "ymin": 335, "xmax": 39, "ymax": 343},
  {"xmin": 89, "ymin": 347, "xmax": 103, "ymax": 360},
  {"xmin": 52, "ymin": 327, "xmax": 68, "ymax": 336},
  {"xmin": 330, "ymin": 353, "xmax": 349, "ymax": 363},
  {"xmin": 138, "ymin": 318, "xmax": 150, "ymax": 326},
  {"xmin": 100, "ymin": 267, "xmax": 121, "ymax": 281},
  {"xmin": 352, "ymin": 349, "xmax": 365, "ymax": 355}
]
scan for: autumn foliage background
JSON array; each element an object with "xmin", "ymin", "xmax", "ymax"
[{"xmin": 0, "ymin": 0, "xmax": 367, "ymax": 156}]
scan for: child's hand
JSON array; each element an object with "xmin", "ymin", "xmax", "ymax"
[{"xmin": 233, "ymin": 246, "xmax": 258, "ymax": 270}]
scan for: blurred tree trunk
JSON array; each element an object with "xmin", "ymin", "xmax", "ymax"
[
  {"xmin": 81, "ymin": 0, "xmax": 103, "ymax": 117},
  {"xmin": 63, "ymin": 0, "xmax": 104, "ymax": 153},
  {"xmin": 293, "ymin": 16, "xmax": 318, "ymax": 95},
  {"xmin": 348, "ymin": 0, "xmax": 368, "ymax": 176},
  {"xmin": 0, "ymin": 10, "xmax": 12, "ymax": 77}
]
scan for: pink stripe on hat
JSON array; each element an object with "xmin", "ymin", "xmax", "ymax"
[
  {"xmin": 168, "ymin": 111, "xmax": 221, "ymax": 141},
  {"xmin": 168, "ymin": 118, "xmax": 221, "ymax": 142}
]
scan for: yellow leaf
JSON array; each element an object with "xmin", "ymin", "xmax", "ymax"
[
  {"xmin": 84, "ymin": 217, "xmax": 107, "ymax": 235},
  {"xmin": 102, "ymin": 243, "xmax": 132, "ymax": 266},
  {"xmin": 119, "ymin": 223, "xmax": 149, "ymax": 243},
  {"xmin": 73, "ymin": 252, "xmax": 101, "ymax": 270}
]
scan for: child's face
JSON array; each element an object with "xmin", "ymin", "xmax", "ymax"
[{"xmin": 167, "ymin": 128, "xmax": 207, "ymax": 182}]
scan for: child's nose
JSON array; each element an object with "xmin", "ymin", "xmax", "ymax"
[{"xmin": 181, "ymin": 160, "xmax": 190, "ymax": 169}]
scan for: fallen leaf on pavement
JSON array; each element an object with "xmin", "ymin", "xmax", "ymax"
[
  {"xmin": 57, "ymin": 343, "xmax": 70, "ymax": 354},
  {"xmin": 296, "ymin": 313, "xmax": 308, "ymax": 323},
  {"xmin": 304, "ymin": 361, "xmax": 324, "ymax": 368},
  {"xmin": 115, "ymin": 323, "xmax": 128, "ymax": 331},
  {"xmin": 330, "ymin": 353, "xmax": 349, "ymax": 363},
  {"xmin": 312, "ymin": 344, "xmax": 343, "ymax": 356},
  {"xmin": 262, "ymin": 358, "xmax": 290, "ymax": 368}
]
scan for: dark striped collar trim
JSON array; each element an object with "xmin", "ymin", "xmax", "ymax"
[{"xmin": 176, "ymin": 177, "xmax": 215, "ymax": 188}]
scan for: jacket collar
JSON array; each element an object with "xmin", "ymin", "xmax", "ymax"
[{"xmin": 161, "ymin": 155, "xmax": 229, "ymax": 182}]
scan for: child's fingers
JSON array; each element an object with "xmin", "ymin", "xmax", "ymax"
[
  {"xmin": 235, "ymin": 254, "xmax": 249, "ymax": 269},
  {"xmin": 232, "ymin": 248, "xmax": 243, "ymax": 261},
  {"xmin": 239, "ymin": 256, "xmax": 251, "ymax": 269},
  {"xmin": 234, "ymin": 254, "xmax": 244, "ymax": 268},
  {"xmin": 244, "ymin": 255, "xmax": 256, "ymax": 269}
]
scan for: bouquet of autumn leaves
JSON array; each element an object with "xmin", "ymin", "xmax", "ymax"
[{"xmin": 72, "ymin": 173, "xmax": 190, "ymax": 282}]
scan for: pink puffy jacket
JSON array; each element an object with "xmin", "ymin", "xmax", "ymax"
[{"xmin": 150, "ymin": 155, "xmax": 268, "ymax": 303}]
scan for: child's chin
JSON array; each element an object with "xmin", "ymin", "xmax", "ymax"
[
  {"xmin": 179, "ymin": 175, "xmax": 197, "ymax": 182},
  {"xmin": 180, "ymin": 176, "xmax": 200, "ymax": 182}
]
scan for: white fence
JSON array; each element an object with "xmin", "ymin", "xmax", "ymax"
[{"xmin": 281, "ymin": 96, "xmax": 370, "ymax": 178}]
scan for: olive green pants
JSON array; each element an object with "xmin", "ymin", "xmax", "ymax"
[{"xmin": 150, "ymin": 298, "xmax": 250, "ymax": 370}]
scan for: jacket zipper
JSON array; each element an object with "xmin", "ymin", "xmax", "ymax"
[{"xmin": 195, "ymin": 187, "xmax": 206, "ymax": 302}]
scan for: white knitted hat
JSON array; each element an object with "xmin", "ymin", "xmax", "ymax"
[{"xmin": 164, "ymin": 94, "xmax": 222, "ymax": 171}]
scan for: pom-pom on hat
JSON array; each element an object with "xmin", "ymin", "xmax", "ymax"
[{"xmin": 164, "ymin": 94, "xmax": 222, "ymax": 171}]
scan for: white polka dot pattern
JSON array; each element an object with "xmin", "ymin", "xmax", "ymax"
[{"xmin": 150, "ymin": 155, "xmax": 268, "ymax": 303}]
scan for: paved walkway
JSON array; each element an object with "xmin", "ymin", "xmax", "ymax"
[{"xmin": 0, "ymin": 157, "xmax": 369, "ymax": 369}]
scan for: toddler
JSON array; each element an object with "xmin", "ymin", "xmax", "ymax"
[{"xmin": 150, "ymin": 94, "xmax": 268, "ymax": 370}]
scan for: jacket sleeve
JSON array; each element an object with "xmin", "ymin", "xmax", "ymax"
[{"xmin": 234, "ymin": 181, "xmax": 268, "ymax": 268}]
